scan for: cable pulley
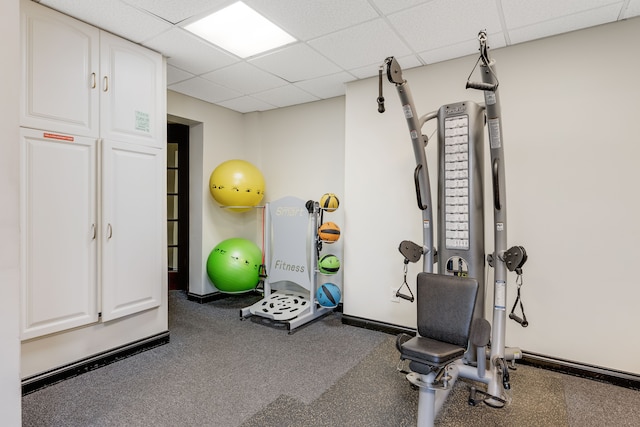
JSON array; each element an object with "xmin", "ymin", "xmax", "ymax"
[{"xmin": 394, "ymin": 240, "xmax": 424, "ymax": 302}]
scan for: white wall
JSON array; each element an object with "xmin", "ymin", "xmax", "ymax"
[
  {"xmin": 345, "ymin": 17, "xmax": 640, "ymax": 374},
  {"xmin": 245, "ymin": 98, "xmax": 346, "ymax": 292},
  {"xmin": 168, "ymin": 91, "xmax": 260, "ymax": 296},
  {"xmin": 168, "ymin": 94, "xmax": 346, "ymax": 297},
  {"xmin": 0, "ymin": 0, "xmax": 22, "ymax": 424},
  {"xmin": 244, "ymin": 97, "xmax": 345, "ymax": 203}
]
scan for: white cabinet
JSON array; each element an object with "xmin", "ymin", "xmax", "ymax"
[
  {"xmin": 19, "ymin": 1, "xmax": 165, "ymax": 340},
  {"xmin": 20, "ymin": 1, "xmax": 99, "ymax": 138},
  {"xmin": 20, "ymin": 0, "xmax": 163, "ymax": 146},
  {"xmin": 101, "ymin": 140, "xmax": 164, "ymax": 321},
  {"xmin": 19, "ymin": 129, "xmax": 99, "ymax": 340},
  {"xmin": 100, "ymin": 32, "xmax": 164, "ymax": 148}
]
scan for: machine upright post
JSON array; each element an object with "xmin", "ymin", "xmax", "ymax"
[
  {"xmin": 263, "ymin": 202, "xmax": 272, "ymax": 297},
  {"xmin": 393, "ymin": 82, "xmax": 435, "ymax": 273},
  {"xmin": 480, "ymin": 56, "xmax": 509, "ymax": 402},
  {"xmin": 309, "ymin": 201, "xmax": 320, "ymax": 315}
]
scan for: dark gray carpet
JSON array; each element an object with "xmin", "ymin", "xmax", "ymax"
[{"xmin": 22, "ymin": 291, "xmax": 640, "ymax": 426}]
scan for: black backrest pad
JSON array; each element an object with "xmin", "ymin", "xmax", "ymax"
[{"xmin": 416, "ymin": 273, "xmax": 479, "ymax": 347}]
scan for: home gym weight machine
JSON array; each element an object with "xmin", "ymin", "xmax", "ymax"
[{"xmin": 378, "ymin": 31, "xmax": 528, "ymax": 425}]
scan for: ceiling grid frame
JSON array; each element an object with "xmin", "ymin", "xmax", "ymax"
[{"xmin": 37, "ymin": 0, "xmax": 640, "ymax": 113}]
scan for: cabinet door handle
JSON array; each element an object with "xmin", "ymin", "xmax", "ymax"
[
  {"xmin": 91, "ymin": 73, "xmax": 96, "ymax": 89},
  {"xmin": 103, "ymin": 76, "xmax": 109, "ymax": 92},
  {"xmin": 91, "ymin": 224, "xmax": 96, "ymax": 240},
  {"xmin": 107, "ymin": 223, "xmax": 113, "ymax": 239}
]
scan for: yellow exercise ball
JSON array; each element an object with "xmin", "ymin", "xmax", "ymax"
[{"xmin": 209, "ymin": 159, "xmax": 265, "ymax": 212}]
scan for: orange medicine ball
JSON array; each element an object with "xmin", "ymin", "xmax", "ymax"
[{"xmin": 318, "ymin": 222, "xmax": 340, "ymax": 243}]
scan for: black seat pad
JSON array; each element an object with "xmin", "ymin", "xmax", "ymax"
[{"xmin": 400, "ymin": 336, "xmax": 465, "ymax": 366}]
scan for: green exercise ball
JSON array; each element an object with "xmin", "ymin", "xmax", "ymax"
[{"xmin": 206, "ymin": 238, "xmax": 262, "ymax": 293}]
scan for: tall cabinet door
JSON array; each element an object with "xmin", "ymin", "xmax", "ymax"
[
  {"xmin": 20, "ymin": 128, "xmax": 99, "ymax": 340},
  {"xmin": 101, "ymin": 139, "xmax": 164, "ymax": 321},
  {"xmin": 100, "ymin": 31, "xmax": 164, "ymax": 148},
  {"xmin": 20, "ymin": 0, "xmax": 99, "ymax": 137}
]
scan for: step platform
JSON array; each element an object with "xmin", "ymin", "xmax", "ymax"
[{"xmin": 241, "ymin": 290, "xmax": 333, "ymax": 332}]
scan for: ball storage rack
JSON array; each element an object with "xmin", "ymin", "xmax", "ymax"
[{"xmin": 240, "ymin": 196, "xmax": 334, "ymax": 332}]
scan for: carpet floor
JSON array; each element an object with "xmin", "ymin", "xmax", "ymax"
[{"xmin": 22, "ymin": 291, "xmax": 640, "ymax": 426}]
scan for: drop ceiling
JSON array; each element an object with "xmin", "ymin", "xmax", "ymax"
[{"xmin": 37, "ymin": 0, "xmax": 640, "ymax": 113}]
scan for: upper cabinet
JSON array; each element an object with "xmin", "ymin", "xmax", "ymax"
[
  {"xmin": 20, "ymin": 0, "xmax": 164, "ymax": 148},
  {"xmin": 100, "ymin": 32, "xmax": 164, "ymax": 148},
  {"xmin": 20, "ymin": 1, "xmax": 100, "ymax": 138}
]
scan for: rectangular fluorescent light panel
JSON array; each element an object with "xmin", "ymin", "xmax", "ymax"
[{"xmin": 184, "ymin": 1, "xmax": 296, "ymax": 58}]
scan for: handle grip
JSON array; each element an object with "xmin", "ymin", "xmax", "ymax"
[
  {"xmin": 466, "ymin": 81, "xmax": 498, "ymax": 91},
  {"xmin": 396, "ymin": 291, "xmax": 414, "ymax": 302},
  {"xmin": 492, "ymin": 158, "xmax": 501, "ymax": 210},
  {"xmin": 414, "ymin": 164, "xmax": 428, "ymax": 211},
  {"xmin": 509, "ymin": 313, "xmax": 529, "ymax": 327}
]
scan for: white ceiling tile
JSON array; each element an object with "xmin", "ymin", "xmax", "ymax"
[
  {"xmin": 309, "ymin": 19, "xmax": 412, "ymax": 70},
  {"xmin": 169, "ymin": 77, "xmax": 242, "ymax": 104},
  {"xmin": 246, "ymin": 0, "xmax": 379, "ymax": 40},
  {"xmin": 387, "ymin": 0, "xmax": 503, "ymax": 54},
  {"xmin": 368, "ymin": 0, "xmax": 429, "ymax": 15},
  {"xmin": 41, "ymin": 0, "xmax": 638, "ymax": 113},
  {"xmin": 501, "ymin": 0, "xmax": 623, "ymax": 29},
  {"xmin": 40, "ymin": 0, "xmax": 171, "ymax": 43},
  {"xmin": 293, "ymin": 72, "xmax": 355, "ymax": 98},
  {"xmin": 217, "ymin": 96, "xmax": 278, "ymax": 113},
  {"xmin": 252, "ymin": 85, "xmax": 320, "ymax": 108},
  {"xmin": 348, "ymin": 64, "xmax": 381, "ymax": 80},
  {"xmin": 122, "ymin": 0, "xmax": 229, "ymax": 24},
  {"xmin": 622, "ymin": 0, "xmax": 640, "ymax": 18},
  {"xmin": 508, "ymin": 5, "xmax": 622, "ymax": 45},
  {"xmin": 143, "ymin": 28, "xmax": 238, "ymax": 75},
  {"xmin": 419, "ymin": 32, "xmax": 506, "ymax": 65},
  {"xmin": 167, "ymin": 65, "xmax": 195, "ymax": 85},
  {"xmin": 249, "ymin": 44, "xmax": 342, "ymax": 82},
  {"xmin": 201, "ymin": 62, "xmax": 288, "ymax": 95}
]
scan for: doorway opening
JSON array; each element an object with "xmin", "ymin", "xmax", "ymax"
[{"xmin": 167, "ymin": 123, "xmax": 189, "ymax": 291}]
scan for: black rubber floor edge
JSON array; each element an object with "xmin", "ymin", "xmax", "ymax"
[
  {"xmin": 188, "ymin": 291, "xmax": 344, "ymax": 313},
  {"xmin": 520, "ymin": 351, "xmax": 640, "ymax": 391},
  {"xmin": 341, "ymin": 314, "xmax": 640, "ymax": 391},
  {"xmin": 22, "ymin": 331, "xmax": 170, "ymax": 395},
  {"xmin": 342, "ymin": 313, "xmax": 415, "ymax": 336},
  {"xmin": 187, "ymin": 291, "xmax": 227, "ymax": 304}
]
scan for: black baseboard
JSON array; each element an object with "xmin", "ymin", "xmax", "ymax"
[
  {"xmin": 187, "ymin": 291, "xmax": 227, "ymax": 304},
  {"xmin": 341, "ymin": 314, "xmax": 415, "ymax": 336},
  {"xmin": 341, "ymin": 314, "xmax": 640, "ymax": 391},
  {"xmin": 520, "ymin": 351, "xmax": 640, "ymax": 391},
  {"xmin": 22, "ymin": 331, "xmax": 170, "ymax": 395},
  {"xmin": 187, "ymin": 291, "xmax": 345, "ymax": 314}
]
